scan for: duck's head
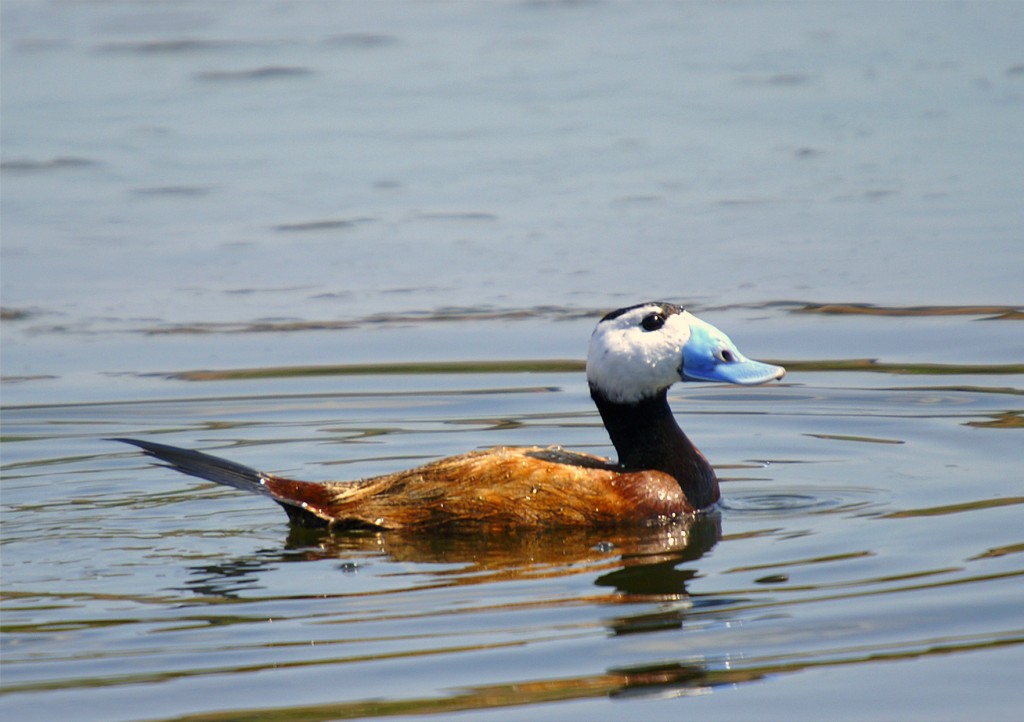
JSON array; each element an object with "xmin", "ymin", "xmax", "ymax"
[{"xmin": 586, "ymin": 302, "xmax": 785, "ymax": 404}]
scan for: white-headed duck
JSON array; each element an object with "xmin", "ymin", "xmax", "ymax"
[{"xmin": 115, "ymin": 302, "xmax": 784, "ymax": 530}]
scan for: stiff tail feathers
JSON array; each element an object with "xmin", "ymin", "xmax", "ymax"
[
  {"xmin": 111, "ymin": 438, "xmax": 272, "ymax": 495},
  {"xmin": 111, "ymin": 438, "xmax": 335, "ymax": 528}
]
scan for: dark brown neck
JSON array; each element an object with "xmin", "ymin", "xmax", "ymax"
[{"xmin": 590, "ymin": 386, "xmax": 720, "ymax": 509}]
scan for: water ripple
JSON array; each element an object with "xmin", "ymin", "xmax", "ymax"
[{"xmin": 721, "ymin": 487, "xmax": 885, "ymax": 517}]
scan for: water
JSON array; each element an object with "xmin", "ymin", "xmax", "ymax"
[{"xmin": 2, "ymin": 2, "xmax": 1022, "ymax": 720}]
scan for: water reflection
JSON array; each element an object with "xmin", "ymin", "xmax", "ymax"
[
  {"xmin": 182, "ymin": 516, "xmax": 721, "ymax": 603},
  {"xmin": 180, "ymin": 558, "xmax": 275, "ymax": 599},
  {"xmin": 174, "ymin": 517, "xmax": 728, "ymax": 707}
]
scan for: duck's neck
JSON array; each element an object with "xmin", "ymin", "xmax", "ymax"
[{"xmin": 590, "ymin": 386, "xmax": 720, "ymax": 509}]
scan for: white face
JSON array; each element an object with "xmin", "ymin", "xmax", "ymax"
[{"xmin": 586, "ymin": 303, "xmax": 692, "ymax": 404}]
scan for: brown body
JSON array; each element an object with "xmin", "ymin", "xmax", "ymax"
[{"xmin": 264, "ymin": 446, "xmax": 695, "ymax": 530}]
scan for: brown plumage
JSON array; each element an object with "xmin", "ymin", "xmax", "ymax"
[
  {"xmin": 115, "ymin": 302, "xmax": 784, "ymax": 531},
  {"xmin": 269, "ymin": 446, "xmax": 693, "ymax": 529}
]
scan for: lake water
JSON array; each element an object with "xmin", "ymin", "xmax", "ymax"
[{"xmin": 2, "ymin": 2, "xmax": 1022, "ymax": 720}]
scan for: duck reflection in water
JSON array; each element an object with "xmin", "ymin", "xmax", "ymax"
[
  {"xmin": 182, "ymin": 515, "xmax": 745, "ymax": 703},
  {"xmin": 185, "ymin": 515, "xmax": 720, "ymax": 600}
]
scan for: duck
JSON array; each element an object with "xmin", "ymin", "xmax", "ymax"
[{"xmin": 114, "ymin": 302, "xmax": 784, "ymax": 530}]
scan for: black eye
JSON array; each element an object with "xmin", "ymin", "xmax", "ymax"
[
  {"xmin": 720, "ymin": 349, "xmax": 736, "ymax": 362},
  {"xmin": 640, "ymin": 313, "xmax": 665, "ymax": 331}
]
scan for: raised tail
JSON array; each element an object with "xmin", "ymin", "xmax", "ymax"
[
  {"xmin": 112, "ymin": 438, "xmax": 273, "ymax": 495},
  {"xmin": 112, "ymin": 438, "xmax": 336, "ymax": 528}
]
